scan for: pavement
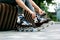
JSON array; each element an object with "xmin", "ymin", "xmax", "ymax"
[{"xmin": 0, "ymin": 22, "xmax": 60, "ymax": 40}]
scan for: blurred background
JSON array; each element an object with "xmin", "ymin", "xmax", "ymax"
[{"xmin": 33, "ymin": 0, "xmax": 60, "ymax": 22}]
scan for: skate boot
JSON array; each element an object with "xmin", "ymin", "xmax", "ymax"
[{"xmin": 35, "ymin": 13, "xmax": 51, "ymax": 27}]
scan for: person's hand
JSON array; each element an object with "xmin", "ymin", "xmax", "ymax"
[
  {"xmin": 30, "ymin": 11, "xmax": 36, "ymax": 19},
  {"xmin": 39, "ymin": 9, "xmax": 45, "ymax": 15}
]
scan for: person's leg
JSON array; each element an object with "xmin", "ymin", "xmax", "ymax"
[
  {"xmin": 17, "ymin": 0, "xmax": 26, "ymax": 15},
  {"xmin": 25, "ymin": 0, "xmax": 35, "ymax": 12},
  {"xmin": 17, "ymin": 0, "xmax": 35, "ymax": 15}
]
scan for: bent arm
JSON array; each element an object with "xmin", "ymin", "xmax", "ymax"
[{"xmin": 30, "ymin": 0, "xmax": 43, "ymax": 12}]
